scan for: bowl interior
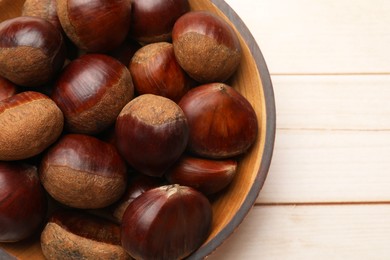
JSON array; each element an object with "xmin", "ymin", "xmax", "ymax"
[{"xmin": 0, "ymin": 0, "xmax": 275, "ymax": 259}]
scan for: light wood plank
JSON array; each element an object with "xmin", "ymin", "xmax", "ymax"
[
  {"xmin": 208, "ymin": 205, "xmax": 390, "ymax": 260},
  {"xmin": 256, "ymin": 129, "xmax": 390, "ymax": 203},
  {"xmin": 225, "ymin": 0, "xmax": 390, "ymax": 74},
  {"xmin": 273, "ymin": 75, "xmax": 390, "ymax": 130}
]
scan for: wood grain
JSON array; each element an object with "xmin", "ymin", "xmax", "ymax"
[
  {"xmin": 257, "ymin": 129, "xmax": 390, "ymax": 204},
  {"xmin": 226, "ymin": 0, "xmax": 390, "ymax": 74},
  {"xmin": 273, "ymin": 75, "xmax": 390, "ymax": 130},
  {"xmin": 208, "ymin": 205, "xmax": 390, "ymax": 260}
]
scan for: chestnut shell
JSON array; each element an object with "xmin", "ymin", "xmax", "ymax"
[
  {"xmin": 172, "ymin": 10, "xmax": 242, "ymax": 83},
  {"xmin": 179, "ymin": 83, "xmax": 258, "ymax": 159},
  {"xmin": 165, "ymin": 155, "xmax": 237, "ymax": 195},
  {"xmin": 0, "ymin": 16, "xmax": 65, "ymax": 87},
  {"xmin": 39, "ymin": 134, "xmax": 128, "ymax": 209},
  {"xmin": 57, "ymin": 0, "xmax": 132, "ymax": 52},
  {"xmin": 0, "ymin": 91, "xmax": 64, "ymax": 161},
  {"xmin": 0, "ymin": 162, "xmax": 47, "ymax": 242},
  {"xmin": 52, "ymin": 54, "xmax": 134, "ymax": 134},
  {"xmin": 129, "ymin": 0, "xmax": 190, "ymax": 43},
  {"xmin": 121, "ymin": 185, "xmax": 212, "ymax": 260},
  {"xmin": 115, "ymin": 94, "xmax": 189, "ymax": 177},
  {"xmin": 130, "ymin": 42, "xmax": 192, "ymax": 102},
  {"xmin": 41, "ymin": 210, "xmax": 130, "ymax": 260}
]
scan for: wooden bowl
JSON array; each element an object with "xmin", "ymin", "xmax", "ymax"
[{"xmin": 0, "ymin": 0, "xmax": 276, "ymax": 259}]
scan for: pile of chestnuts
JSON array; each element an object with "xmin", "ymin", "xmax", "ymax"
[{"xmin": 0, "ymin": 0, "xmax": 259, "ymax": 259}]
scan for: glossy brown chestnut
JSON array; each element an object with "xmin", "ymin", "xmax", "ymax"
[
  {"xmin": 111, "ymin": 174, "xmax": 164, "ymax": 223},
  {"xmin": 115, "ymin": 94, "xmax": 189, "ymax": 177},
  {"xmin": 39, "ymin": 134, "xmax": 128, "ymax": 209},
  {"xmin": 179, "ymin": 83, "xmax": 258, "ymax": 159},
  {"xmin": 22, "ymin": 0, "xmax": 62, "ymax": 31},
  {"xmin": 41, "ymin": 210, "xmax": 130, "ymax": 260},
  {"xmin": 165, "ymin": 155, "xmax": 237, "ymax": 195},
  {"xmin": 129, "ymin": 0, "xmax": 190, "ymax": 43},
  {"xmin": 57, "ymin": 0, "xmax": 132, "ymax": 52},
  {"xmin": 0, "ymin": 16, "xmax": 66, "ymax": 87},
  {"xmin": 130, "ymin": 42, "xmax": 193, "ymax": 102},
  {"xmin": 52, "ymin": 54, "xmax": 134, "ymax": 134},
  {"xmin": 0, "ymin": 76, "xmax": 16, "ymax": 101},
  {"xmin": 121, "ymin": 184, "xmax": 212, "ymax": 260},
  {"xmin": 0, "ymin": 162, "xmax": 47, "ymax": 242},
  {"xmin": 0, "ymin": 91, "xmax": 64, "ymax": 161},
  {"xmin": 172, "ymin": 10, "xmax": 242, "ymax": 83}
]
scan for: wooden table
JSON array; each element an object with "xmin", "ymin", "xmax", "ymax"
[{"xmin": 210, "ymin": 0, "xmax": 390, "ymax": 259}]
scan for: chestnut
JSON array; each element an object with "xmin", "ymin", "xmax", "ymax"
[
  {"xmin": 57, "ymin": 0, "xmax": 132, "ymax": 52},
  {"xmin": 172, "ymin": 11, "xmax": 242, "ymax": 83},
  {"xmin": 52, "ymin": 54, "xmax": 134, "ymax": 134},
  {"xmin": 129, "ymin": 0, "xmax": 190, "ymax": 43},
  {"xmin": 39, "ymin": 134, "xmax": 128, "ymax": 209},
  {"xmin": 165, "ymin": 155, "xmax": 237, "ymax": 195},
  {"xmin": 0, "ymin": 162, "xmax": 47, "ymax": 242},
  {"xmin": 0, "ymin": 91, "xmax": 64, "ymax": 161},
  {"xmin": 121, "ymin": 184, "xmax": 212, "ymax": 260},
  {"xmin": 111, "ymin": 174, "xmax": 165, "ymax": 223},
  {"xmin": 115, "ymin": 94, "xmax": 189, "ymax": 177},
  {"xmin": 0, "ymin": 76, "xmax": 17, "ymax": 101},
  {"xmin": 130, "ymin": 42, "xmax": 193, "ymax": 102},
  {"xmin": 0, "ymin": 16, "xmax": 66, "ymax": 87},
  {"xmin": 179, "ymin": 83, "xmax": 258, "ymax": 159},
  {"xmin": 41, "ymin": 210, "xmax": 130, "ymax": 260},
  {"xmin": 22, "ymin": 0, "xmax": 62, "ymax": 31}
]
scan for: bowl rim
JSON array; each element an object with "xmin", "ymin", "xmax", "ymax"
[{"xmin": 187, "ymin": 0, "xmax": 276, "ymax": 259}]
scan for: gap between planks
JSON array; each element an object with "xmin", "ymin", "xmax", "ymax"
[
  {"xmin": 277, "ymin": 128, "xmax": 390, "ymax": 132},
  {"xmin": 270, "ymin": 72, "xmax": 390, "ymax": 76},
  {"xmin": 254, "ymin": 201, "xmax": 390, "ymax": 207}
]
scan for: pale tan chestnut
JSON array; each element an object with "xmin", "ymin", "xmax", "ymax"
[
  {"xmin": 0, "ymin": 91, "xmax": 64, "ymax": 161},
  {"xmin": 41, "ymin": 210, "xmax": 130, "ymax": 260}
]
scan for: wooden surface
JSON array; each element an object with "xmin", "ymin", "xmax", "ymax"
[
  {"xmin": 209, "ymin": 0, "xmax": 390, "ymax": 259},
  {"xmin": 1, "ymin": 0, "xmax": 389, "ymax": 259}
]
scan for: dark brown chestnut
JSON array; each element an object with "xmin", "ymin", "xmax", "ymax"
[
  {"xmin": 179, "ymin": 83, "xmax": 258, "ymax": 159},
  {"xmin": 0, "ymin": 16, "xmax": 66, "ymax": 87},
  {"xmin": 115, "ymin": 94, "xmax": 189, "ymax": 177},
  {"xmin": 57, "ymin": 0, "xmax": 132, "ymax": 52},
  {"xmin": 111, "ymin": 174, "xmax": 165, "ymax": 223},
  {"xmin": 0, "ymin": 91, "xmax": 64, "ymax": 161},
  {"xmin": 165, "ymin": 155, "xmax": 237, "ymax": 195},
  {"xmin": 130, "ymin": 42, "xmax": 193, "ymax": 103},
  {"xmin": 0, "ymin": 76, "xmax": 17, "ymax": 101},
  {"xmin": 129, "ymin": 0, "xmax": 190, "ymax": 43},
  {"xmin": 172, "ymin": 10, "xmax": 242, "ymax": 83},
  {"xmin": 41, "ymin": 210, "xmax": 130, "ymax": 259},
  {"xmin": 52, "ymin": 54, "xmax": 134, "ymax": 134},
  {"xmin": 0, "ymin": 162, "xmax": 47, "ymax": 242},
  {"xmin": 121, "ymin": 184, "xmax": 212, "ymax": 260},
  {"xmin": 39, "ymin": 134, "xmax": 128, "ymax": 209}
]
